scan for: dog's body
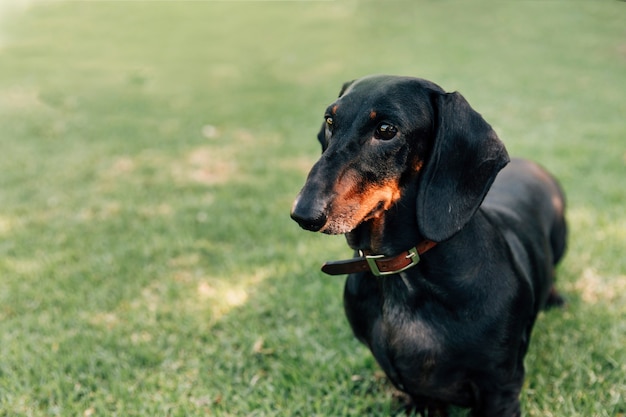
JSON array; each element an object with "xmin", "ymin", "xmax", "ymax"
[{"xmin": 291, "ymin": 75, "xmax": 566, "ymax": 416}]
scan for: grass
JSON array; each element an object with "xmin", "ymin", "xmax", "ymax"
[{"xmin": 0, "ymin": 1, "xmax": 624, "ymax": 416}]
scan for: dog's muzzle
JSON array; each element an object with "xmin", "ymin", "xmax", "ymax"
[{"xmin": 290, "ymin": 194, "xmax": 327, "ymax": 232}]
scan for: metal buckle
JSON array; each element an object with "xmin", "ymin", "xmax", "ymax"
[{"xmin": 363, "ymin": 247, "xmax": 420, "ymax": 276}]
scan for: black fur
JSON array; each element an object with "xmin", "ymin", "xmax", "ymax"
[{"xmin": 291, "ymin": 75, "xmax": 566, "ymax": 416}]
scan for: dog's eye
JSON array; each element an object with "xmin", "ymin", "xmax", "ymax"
[
  {"xmin": 375, "ymin": 123, "xmax": 397, "ymax": 140},
  {"xmin": 325, "ymin": 116, "xmax": 334, "ymax": 128}
]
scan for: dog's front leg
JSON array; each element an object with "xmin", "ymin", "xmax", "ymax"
[{"xmin": 472, "ymin": 387, "xmax": 522, "ymax": 417}]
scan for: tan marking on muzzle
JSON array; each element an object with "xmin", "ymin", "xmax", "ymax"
[{"xmin": 320, "ymin": 170, "xmax": 402, "ymax": 235}]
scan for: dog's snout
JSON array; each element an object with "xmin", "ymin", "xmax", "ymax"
[{"xmin": 291, "ymin": 195, "xmax": 327, "ymax": 232}]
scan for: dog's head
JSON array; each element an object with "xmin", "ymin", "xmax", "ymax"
[{"xmin": 291, "ymin": 75, "xmax": 509, "ymax": 243}]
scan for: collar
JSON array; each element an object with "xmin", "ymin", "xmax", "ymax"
[{"xmin": 321, "ymin": 240, "xmax": 437, "ymax": 276}]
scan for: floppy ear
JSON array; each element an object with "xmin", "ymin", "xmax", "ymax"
[
  {"xmin": 338, "ymin": 80, "xmax": 355, "ymax": 97},
  {"xmin": 317, "ymin": 80, "xmax": 356, "ymax": 150},
  {"xmin": 416, "ymin": 91, "xmax": 509, "ymax": 242},
  {"xmin": 316, "ymin": 121, "xmax": 329, "ymax": 150}
]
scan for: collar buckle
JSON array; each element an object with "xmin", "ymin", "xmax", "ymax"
[{"xmin": 362, "ymin": 247, "xmax": 420, "ymax": 276}]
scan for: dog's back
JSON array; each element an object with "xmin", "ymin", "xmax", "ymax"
[
  {"xmin": 291, "ymin": 75, "xmax": 567, "ymax": 416},
  {"xmin": 481, "ymin": 158, "xmax": 567, "ymax": 310}
]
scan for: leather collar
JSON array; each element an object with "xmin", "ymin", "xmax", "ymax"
[{"xmin": 321, "ymin": 240, "xmax": 437, "ymax": 276}]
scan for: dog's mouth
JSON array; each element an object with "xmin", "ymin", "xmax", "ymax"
[
  {"xmin": 319, "ymin": 199, "xmax": 390, "ymax": 235},
  {"xmin": 363, "ymin": 200, "xmax": 387, "ymax": 222},
  {"xmin": 292, "ymin": 173, "xmax": 402, "ymax": 236}
]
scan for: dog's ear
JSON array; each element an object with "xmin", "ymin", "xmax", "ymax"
[
  {"xmin": 416, "ymin": 91, "xmax": 509, "ymax": 242},
  {"xmin": 338, "ymin": 80, "xmax": 355, "ymax": 97},
  {"xmin": 316, "ymin": 121, "xmax": 329, "ymax": 151},
  {"xmin": 317, "ymin": 80, "xmax": 356, "ymax": 150}
]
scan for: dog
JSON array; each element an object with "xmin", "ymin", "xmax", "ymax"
[{"xmin": 290, "ymin": 75, "xmax": 567, "ymax": 416}]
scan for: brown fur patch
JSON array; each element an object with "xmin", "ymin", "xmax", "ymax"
[
  {"xmin": 368, "ymin": 215, "xmax": 387, "ymax": 252},
  {"xmin": 331, "ymin": 105, "xmax": 338, "ymax": 115},
  {"xmin": 525, "ymin": 161, "xmax": 564, "ymax": 215},
  {"xmin": 369, "ymin": 110, "xmax": 377, "ymax": 119},
  {"xmin": 320, "ymin": 169, "xmax": 402, "ymax": 235},
  {"xmin": 552, "ymin": 194, "xmax": 564, "ymax": 215}
]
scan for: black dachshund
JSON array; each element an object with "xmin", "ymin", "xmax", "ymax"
[{"xmin": 291, "ymin": 75, "xmax": 566, "ymax": 416}]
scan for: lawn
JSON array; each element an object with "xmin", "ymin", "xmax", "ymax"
[{"xmin": 0, "ymin": 1, "xmax": 624, "ymax": 416}]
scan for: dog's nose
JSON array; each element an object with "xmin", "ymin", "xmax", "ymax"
[{"xmin": 290, "ymin": 197, "xmax": 327, "ymax": 232}]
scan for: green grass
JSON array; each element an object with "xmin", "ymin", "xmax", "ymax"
[{"xmin": 0, "ymin": 2, "xmax": 624, "ymax": 416}]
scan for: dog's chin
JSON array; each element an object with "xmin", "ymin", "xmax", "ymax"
[
  {"xmin": 319, "ymin": 214, "xmax": 362, "ymax": 235},
  {"xmin": 320, "ymin": 223, "xmax": 356, "ymax": 235},
  {"xmin": 320, "ymin": 205, "xmax": 386, "ymax": 235}
]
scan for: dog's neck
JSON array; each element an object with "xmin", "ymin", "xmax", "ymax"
[{"xmin": 345, "ymin": 183, "xmax": 422, "ymax": 256}]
